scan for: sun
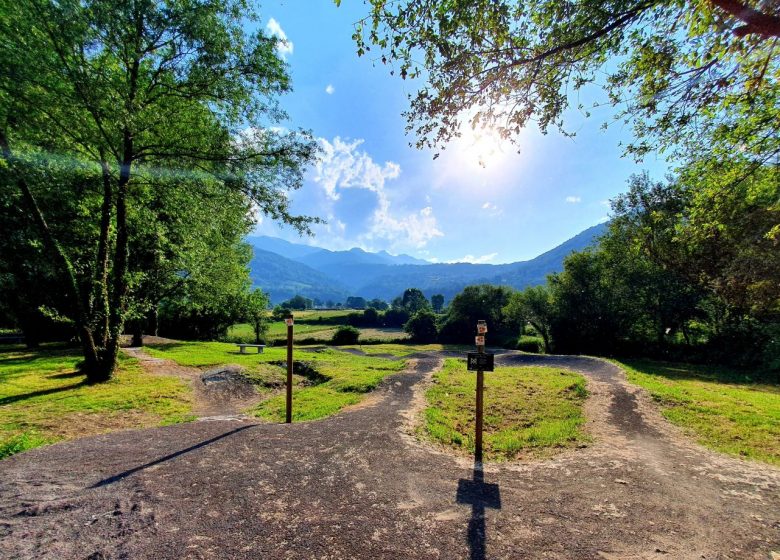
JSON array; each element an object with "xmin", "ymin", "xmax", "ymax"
[{"xmin": 452, "ymin": 124, "xmax": 512, "ymax": 170}]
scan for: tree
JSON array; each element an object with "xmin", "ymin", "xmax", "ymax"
[
  {"xmin": 0, "ymin": 0, "xmax": 318, "ymax": 381},
  {"xmin": 404, "ymin": 309, "xmax": 438, "ymax": 343},
  {"xmin": 431, "ymin": 294, "xmax": 445, "ymax": 313},
  {"xmin": 244, "ymin": 289, "xmax": 270, "ymax": 344},
  {"xmin": 400, "ymin": 288, "xmax": 430, "ymax": 314},
  {"xmin": 282, "ymin": 295, "xmax": 313, "ymax": 310},
  {"xmin": 612, "ymin": 169, "xmax": 779, "ymax": 316},
  {"xmin": 504, "ymin": 286, "xmax": 554, "ymax": 353},
  {"xmin": 350, "ymin": 1, "xmax": 779, "ymax": 166},
  {"xmin": 438, "ymin": 285, "xmax": 516, "ymax": 345},
  {"xmin": 367, "ymin": 298, "xmax": 389, "ymax": 311},
  {"xmin": 332, "ymin": 325, "xmax": 360, "ymax": 345},
  {"xmin": 345, "ymin": 296, "xmax": 367, "ymax": 309}
]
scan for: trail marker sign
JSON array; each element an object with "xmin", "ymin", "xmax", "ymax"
[{"xmin": 467, "ymin": 352, "xmax": 494, "ymax": 372}]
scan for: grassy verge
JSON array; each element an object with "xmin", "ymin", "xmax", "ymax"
[
  {"xmin": 146, "ymin": 342, "xmax": 411, "ymax": 422},
  {"xmin": 0, "ymin": 344, "xmax": 194, "ymax": 460},
  {"xmin": 423, "ymin": 358, "xmax": 589, "ymax": 461},
  {"xmin": 616, "ymin": 359, "xmax": 780, "ymax": 465}
]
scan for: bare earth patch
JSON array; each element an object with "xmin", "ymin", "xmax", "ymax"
[{"xmin": 0, "ymin": 351, "xmax": 778, "ymax": 559}]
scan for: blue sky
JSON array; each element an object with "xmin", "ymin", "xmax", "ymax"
[{"xmin": 251, "ymin": 0, "xmax": 669, "ymax": 263}]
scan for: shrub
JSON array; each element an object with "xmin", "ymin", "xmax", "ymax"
[
  {"xmin": 517, "ymin": 335, "xmax": 543, "ymax": 353},
  {"xmin": 331, "ymin": 325, "xmax": 360, "ymax": 345},
  {"xmin": 404, "ymin": 310, "xmax": 438, "ymax": 343},
  {"xmin": 382, "ymin": 308, "xmax": 410, "ymax": 328}
]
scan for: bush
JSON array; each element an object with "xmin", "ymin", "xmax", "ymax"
[
  {"xmin": 362, "ymin": 308, "xmax": 380, "ymax": 326},
  {"xmin": 382, "ymin": 308, "xmax": 410, "ymax": 328},
  {"xmin": 404, "ymin": 310, "xmax": 438, "ymax": 343},
  {"xmin": 331, "ymin": 325, "xmax": 360, "ymax": 345},
  {"xmin": 517, "ymin": 335, "xmax": 543, "ymax": 353}
]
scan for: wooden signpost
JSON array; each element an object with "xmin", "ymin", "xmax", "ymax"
[
  {"xmin": 469, "ymin": 320, "xmax": 494, "ymax": 463},
  {"xmin": 285, "ymin": 314, "xmax": 294, "ymax": 423}
]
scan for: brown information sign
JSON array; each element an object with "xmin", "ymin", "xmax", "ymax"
[{"xmin": 467, "ymin": 352, "xmax": 494, "ymax": 372}]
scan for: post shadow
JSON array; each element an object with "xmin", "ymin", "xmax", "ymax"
[
  {"xmin": 91, "ymin": 424, "xmax": 255, "ymax": 488},
  {"xmin": 456, "ymin": 461, "xmax": 502, "ymax": 560}
]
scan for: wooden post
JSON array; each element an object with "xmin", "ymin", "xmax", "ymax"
[
  {"xmin": 286, "ymin": 313, "xmax": 293, "ymax": 423},
  {"xmin": 475, "ymin": 320, "xmax": 487, "ymax": 463}
]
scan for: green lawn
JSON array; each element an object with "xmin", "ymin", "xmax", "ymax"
[
  {"xmin": 617, "ymin": 359, "xmax": 780, "ymax": 465},
  {"xmin": 0, "ymin": 344, "xmax": 194, "ymax": 459},
  {"xmin": 146, "ymin": 341, "xmax": 411, "ymax": 422},
  {"xmin": 423, "ymin": 358, "xmax": 589, "ymax": 460}
]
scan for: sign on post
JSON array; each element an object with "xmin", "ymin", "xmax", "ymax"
[
  {"xmin": 284, "ymin": 317, "xmax": 294, "ymax": 327},
  {"xmin": 477, "ymin": 321, "xmax": 488, "ymax": 334},
  {"xmin": 467, "ymin": 352, "xmax": 494, "ymax": 372},
  {"xmin": 475, "ymin": 335, "xmax": 485, "ymax": 346}
]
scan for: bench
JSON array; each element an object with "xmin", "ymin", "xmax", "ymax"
[{"xmin": 236, "ymin": 343, "xmax": 266, "ymax": 354}]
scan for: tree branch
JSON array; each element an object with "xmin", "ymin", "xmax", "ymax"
[{"xmin": 709, "ymin": 0, "xmax": 780, "ymax": 38}]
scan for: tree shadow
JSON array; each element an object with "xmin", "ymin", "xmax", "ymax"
[
  {"xmin": 48, "ymin": 370, "xmax": 83, "ymax": 379},
  {"xmin": 91, "ymin": 424, "xmax": 256, "ymax": 488},
  {"xmin": 0, "ymin": 381, "xmax": 88, "ymax": 406},
  {"xmin": 456, "ymin": 461, "xmax": 502, "ymax": 560}
]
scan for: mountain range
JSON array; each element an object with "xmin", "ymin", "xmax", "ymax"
[{"xmin": 247, "ymin": 222, "xmax": 608, "ymax": 304}]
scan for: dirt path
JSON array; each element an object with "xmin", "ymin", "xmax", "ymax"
[
  {"xmin": 1, "ymin": 352, "xmax": 778, "ymax": 559},
  {"xmin": 121, "ymin": 347, "xmax": 267, "ymax": 419}
]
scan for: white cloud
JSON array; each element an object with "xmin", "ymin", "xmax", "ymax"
[
  {"xmin": 312, "ymin": 137, "xmax": 443, "ymax": 250},
  {"xmin": 325, "ymin": 84, "xmax": 335, "ymax": 95},
  {"xmin": 598, "ymin": 216, "xmax": 610, "ymax": 224},
  {"xmin": 565, "ymin": 196, "xmax": 582, "ymax": 204},
  {"xmin": 266, "ymin": 18, "xmax": 293, "ymax": 59},
  {"xmin": 448, "ymin": 253, "xmax": 498, "ymax": 264}
]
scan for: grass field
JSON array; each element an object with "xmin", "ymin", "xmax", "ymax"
[
  {"xmin": 0, "ymin": 345, "xmax": 194, "ymax": 459},
  {"xmin": 617, "ymin": 359, "xmax": 780, "ymax": 465},
  {"xmin": 146, "ymin": 341, "xmax": 411, "ymax": 422},
  {"xmin": 226, "ymin": 310, "xmax": 409, "ymax": 344},
  {"xmin": 423, "ymin": 358, "xmax": 589, "ymax": 461}
]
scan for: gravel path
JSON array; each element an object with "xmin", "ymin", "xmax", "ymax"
[{"xmin": 0, "ymin": 352, "xmax": 778, "ymax": 559}]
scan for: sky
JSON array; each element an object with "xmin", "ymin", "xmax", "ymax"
[{"xmin": 249, "ymin": 0, "xmax": 670, "ymax": 264}]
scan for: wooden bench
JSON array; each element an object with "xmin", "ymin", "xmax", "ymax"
[{"xmin": 236, "ymin": 343, "xmax": 266, "ymax": 354}]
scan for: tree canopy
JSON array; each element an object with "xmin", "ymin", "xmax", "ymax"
[
  {"xmin": 350, "ymin": 0, "xmax": 779, "ymax": 165},
  {"xmin": 0, "ymin": 0, "xmax": 316, "ymax": 380}
]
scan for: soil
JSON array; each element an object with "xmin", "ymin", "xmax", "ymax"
[
  {"xmin": 121, "ymin": 346, "xmax": 266, "ymax": 419},
  {"xmin": 1, "ymin": 351, "xmax": 778, "ymax": 559}
]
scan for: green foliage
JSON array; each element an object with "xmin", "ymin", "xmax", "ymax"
[
  {"xmin": 367, "ymin": 298, "xmax": 389, "ymax": 311},
  {"xmin": 281, "ymin": 295, "xmax": 314, "ymax": 310},
  {"xmin": 345, "ymin": 296, "xmax": 367, "ymax": 309},
  {"xmin": 504, "ymin": 285, "xmax": 554, "ymax": 352},
  {"xmin": 397, "ymin": 288, "xmax": 430, "ymax": 314},
  {"xmin": 0, "ymin": 0, "xmax": 318, "ymax": 379},
  {"xmin": 243, "ymin": 288, "xmax": 270, "ymax": 344},
  {"xmin": 332, "ymin": 325, "xmax": 360, "ymax": 345},
  {"xmin": 351, "ymin": 0, "xmax": 779, "ymax": 168},
  {"xmin": 617, "ymin": 359, "xmax": 780, "ymax": 465},
  {"xmin": 404, "ymin": 309, "xmax": 439, "ymax": 343},
  {"xmin": 438, "ymin": 284, "xmax": 517, "ymax": 345},
  {"xmin": 516, "ymin": 336, "xmax": 543, "ymax": 354},
  {"xmin": 423, "ymin": 359, "xmax": 588, "ymax": 460},
  {"xmin": 431, "ymin": 294, "xmax": 445, "ymax": 313},
  {"xmin": 382, "ymin": 307, "xmax": 411, "ymax": 328}
]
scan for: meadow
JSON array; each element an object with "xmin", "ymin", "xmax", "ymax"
[{"xmin": 615, "ymin": 359, "xmax": 780, "ymax": 465}]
